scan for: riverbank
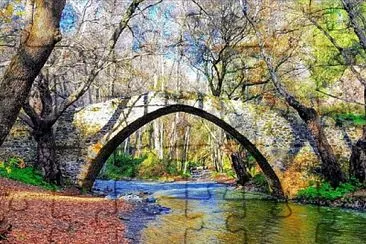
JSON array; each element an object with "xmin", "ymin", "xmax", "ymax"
[
  {"xmin": 1, "ymin": 177, "xmax": 365, "ymax": 243},
  {"xmin": 237, "ymin": 179, "xmax": 366, "ymax": 212},
  {"xmin": 0, "ymin": 177, "xmax": 132, "ymax": 243},
  {"xmin": 294, "ymin": 189, "xmax": 366, "ymax": 211}
]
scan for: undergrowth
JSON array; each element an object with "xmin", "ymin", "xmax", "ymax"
[
  {"xmin": 334, "ymin": 113, "xmax": 366, "ymax": 126},
  {"xmin": 0, "ymin": 157, "xmax": 58, "ymax": 190},
  {"xmin": 296, "ymin": 179, "xmax": 362, "ymax": 201},
  {"xmin": 99, "ymin": 152, "xmax": 205, "ymax": 180},
  {"xmin": 99, "ymin": 153, "xmax": 145, "ymax": 180}
]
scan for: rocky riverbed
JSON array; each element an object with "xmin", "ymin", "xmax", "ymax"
[
  {"xmin": 92, "ymin": 181, "xmax": 177, "ymax": 244},
  {"xmin": 117, "ymin": 193, "xmax": 171, "ymax": 243}
]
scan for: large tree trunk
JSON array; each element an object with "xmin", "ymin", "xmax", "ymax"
[
  {"xmin": 304, "ymin": 109, "xmax": 346, "ymax": 187},
  {"xmin": 350, "ymin": 86, "xmax": 366, "ymax": 184},
  {"xmin": 231, "ymin": 152, "xmax": 251, "ymax": 185},
  {"xmin": 306, "ymin": 0, "xmax": 366, "ymax": 184},
  {"xmin": 350, "ymin": 133, "xmax": 366, "ymax": 184},
  {"xmin": 244, "ymin": 10, "xmax": 345, "ymax": 187},
  {"xmin": 0, "ymin": 0, "xmax": 66, "ymax": 146},
  {"xmin": 33, "ymin": 127, "xmax": 61, "ymax": 185},
  {"xmin": 265, "ymin": 54, "xmax": 345, "ymax": 187},
  {"xmin": 153, "ymin": 119, "xmax": 163, "ymax": 159}
]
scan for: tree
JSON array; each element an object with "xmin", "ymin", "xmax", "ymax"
[
  {"xmin": 20, "ymin": 0, "xmax": 149, "ymax": 184},
  {"xmin": 241, "ymin": 0, "xmax": 346, "ymax": 187},
  {"xmin": 305, "ymin": 0, "xmax": 366, "ymax": 183},
  {"xmin": 337, "ymin": 0, "xmax": 366, "ymax": 184},
  {"xmin": 184, "ymin": 0, "xmax": 267, "ymax": 99},
  {"xmin": 0, "ymin": 0, "xmax": 66, "ymax": 146}
]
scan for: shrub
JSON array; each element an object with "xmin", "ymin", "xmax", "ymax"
[
  {"xmin": 252, "ymin": 173, "xmax": 269, "ymax": 189},
  {"xmin": 165, "ymin": 160, "xmax": 180, "ymax": 176},
  {"xmin": 223, "ymin": 168, "xmax": 236, "ymax": 179},
  {"xmin": 0, "ymin": 157, "xmax": 57, "ymax": 190},
  {"xmin": 99, "ymin": 153, "xmax": 145, "ymax": 180},
  {"xmin": 334, "ymin": 113, "xmax": 366, "ymax": 126},
  {"xmin": 136, "ymin": 151, "xmax": 163, "ymax": 179},
  {"xmin": 186, "ymin": 161, "xmax": 201, "ymax": 170},
  {"xmin": 100, "ymin": 151, "xmax": 201, "ymax": 180},
  {"xmin": 296, "ymin": 180, "xmax": 361, "ymax": 201}
]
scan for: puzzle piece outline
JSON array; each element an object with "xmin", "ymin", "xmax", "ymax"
[
  {"xmin": 313, "ymin": 183, "xmax": 341, "ymax": 243},
  {"xmin": 93, "ymin": 180, "xmax": 121, "ymax": 244},
  {"xmin": 183, "ymin": 183, "xmax": 249, "ymax": 244}
]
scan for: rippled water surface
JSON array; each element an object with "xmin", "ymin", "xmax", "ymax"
[{"xmin": 94, "ymin": 180, "xmax": 366, "ymax": 243}]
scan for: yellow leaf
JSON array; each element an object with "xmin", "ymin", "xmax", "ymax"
[{"xmin": 4, "ymin": 4, "xmax": 14, "ymax": 16}]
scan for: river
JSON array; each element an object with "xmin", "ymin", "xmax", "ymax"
[{"xmin": 93, "ymin": 180, "xmax": 366, "ymax": 243}]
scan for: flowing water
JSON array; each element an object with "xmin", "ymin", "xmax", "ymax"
[{"xmin": 93, "ymin": 180, "xmax": 366, "ymax": 244}]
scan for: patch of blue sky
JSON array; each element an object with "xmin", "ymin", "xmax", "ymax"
[
  {"xmin": 14, "ymin": 4, "xmax": 24, "ymax": 14},
  {"xmin": 210, "ymin": 29, "xmax": 221, "ymax": 43},
  {"xmin": 131, "ymin": 24, "xmax": 145, "ymax": 52},
  {"xmin": 148, "ymin": 4, "xmax": 159, "ymax": 19},
  {"xmin": 182, "ymin": 32, "xmax": 207, "ymax": 66},
  {"xmin": 132, "ymin": 39, "xmax": 141, "ymax": 52},
  {"xmin": 60, "ymin": 3, "xmax": 78, "ymax": 34},
  {"xmin": 162, "ymin": 28, "xmax": 171, "ymax": 38},
  {"xmin": 163, "ymin": 45, "xmax": 178, "ymax": 59},
  {"xmin": 132, "ymin": 2, "xmax": 179, "ymax": 60},
  {"xmin": 163, "ymin": 4, "xmax": 175, "ymax": 20},
  {"xmin": 10, "ymin": 7, "xmax": 23, "ymax": 22}
]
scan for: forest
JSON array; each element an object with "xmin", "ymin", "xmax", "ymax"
[{"xmin": 0, "ymin": 0, "xmax": 366, "ymax": 243}]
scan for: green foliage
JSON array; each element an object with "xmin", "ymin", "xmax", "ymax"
[
  {"xmin": 99, "ymin": 150, "xmax": 206, "ymax": 180},
  {"xmin": 99, "ymin": 153, "xmax": 145, "ymax": 180},
  {"xmin": 252, "ymin": 173, "xmax": 268, "ymax": 189},
  {"xmin": 223, "ymin": 168, "xmax": 236, "ymax": 179},
  {"xmin": 334, "ymin": 113, "xmax": 366, "ymax": 126},
  {"xmin": 0, "ymin": 0, "xmax": 24, "ymax": 23},
  {"xmin": 0, "ymin": 157, "xmax": 58, "ymax": 190},
  {"xmin": 137, "ymin": 151, "xmax": 162, "ymax": 179},
  {"xmin": 300, "ymin": 0, "xmax": 364, "ymax": 107},
  {"xmin": 297, "ymin": 179, "xmax": 361, "ymax": 201},
  {"xmin": 137, "ymin": 153, "xmax": 198, "ymax": 179},
  {"xmin": 180, "ymin": 172, "xmax": 192, "ymax": 179},
  {"xmin": 320, "ymin": 102, "xmax": 363, "ymax": 118},
  {"xmin": 186, "ymin": 161, "xmax": 201, "ymax": 169}
]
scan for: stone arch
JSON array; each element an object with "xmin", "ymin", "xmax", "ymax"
[{"xmin": 78, "ymin": 104, "xmax": 284, "ymax": 198}]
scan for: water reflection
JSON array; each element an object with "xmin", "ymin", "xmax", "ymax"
[{"xmin": 142, "ymin": 188, "xmax": 366, "ymax": 244}]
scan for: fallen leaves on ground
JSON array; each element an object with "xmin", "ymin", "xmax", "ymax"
[{"xmin": 0, "ymin": 177, "xmax": 133, "ymax": 243}]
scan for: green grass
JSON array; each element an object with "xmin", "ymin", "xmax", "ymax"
[
  {"xmin": 334, "ymin": 113, "xmax": 366, "ymax": 126},
  {"xmin": 296, "ymin": 180, "xmax": 362, "ymax": 201},
  {"xmin": 0, "ymin": 157, "xmax": 58, "ymax": 190}
]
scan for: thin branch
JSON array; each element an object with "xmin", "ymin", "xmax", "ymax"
[
  {"xmin": 316, "ymin": 88, "xmax": 365, "ymax": 106},
  {"xmin": 50, "ymin": 0, "xmax": 151, "ymax": 123},
  {"xmin": 18, "ymin": 111, "xmax": 35, "ymax": 129}
]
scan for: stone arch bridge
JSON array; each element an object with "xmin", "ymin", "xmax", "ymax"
[{"xmin": 0, "ymin": 91, "xmax": 360, "ymax": 196}]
